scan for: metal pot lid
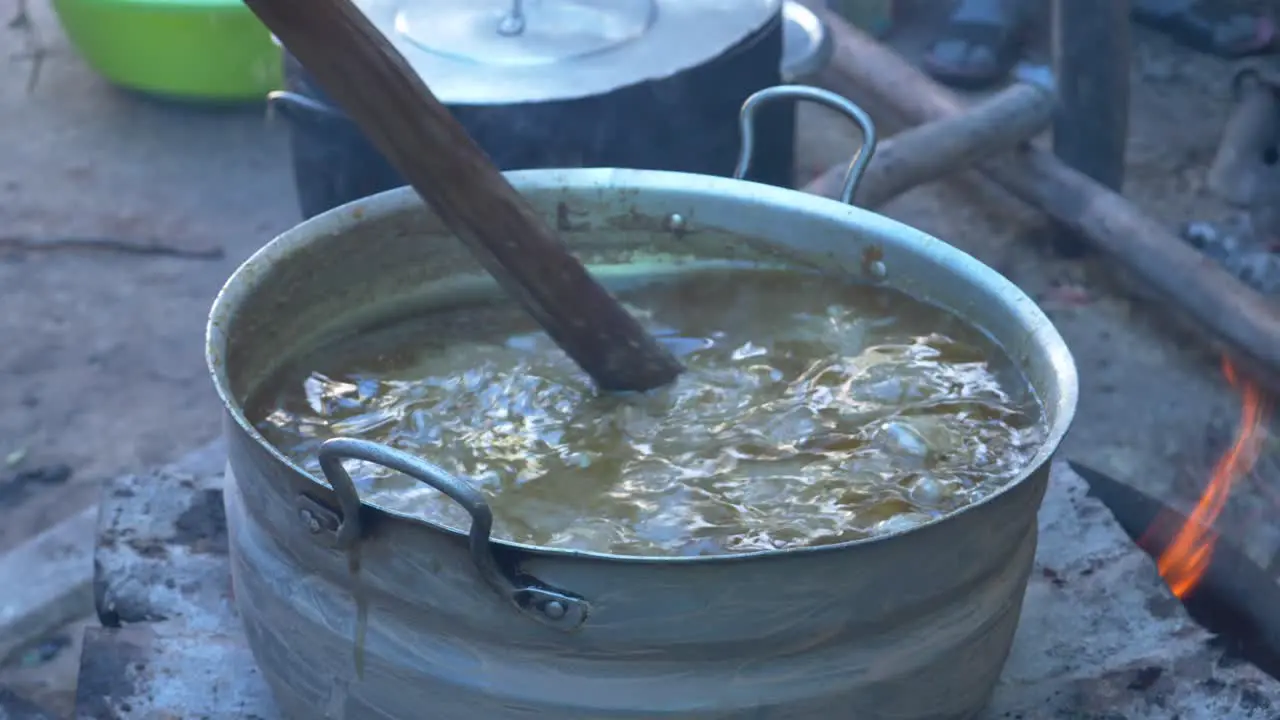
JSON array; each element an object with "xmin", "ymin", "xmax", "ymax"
[
  {"xmin": 781, "ymin": 1, "xmax": 830, "ymax": 81},
  {"xmin": 356, "ymin": 0, "xmax": 783, "ymax": 105}
]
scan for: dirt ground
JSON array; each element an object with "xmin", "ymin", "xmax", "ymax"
[
  {"xmin": 0, "ymin": 0, "xmax": 298, "ymax": 550},
  {"xmin": 2, "ymin": 0, "xmax": 1278, "ymax": 714}
]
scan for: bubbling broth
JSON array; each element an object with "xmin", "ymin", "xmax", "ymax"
[{"xmin": 251, "ymin": 266, "xmax": 1047, "ymax": 556}]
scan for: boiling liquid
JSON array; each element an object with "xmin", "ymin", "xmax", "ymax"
[{"xmin": 252, "ymin": 267, "xmax": 1046, "ymax": 556}]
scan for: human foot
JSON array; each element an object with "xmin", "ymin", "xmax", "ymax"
[
  {"xmin": 1132, "ymin": 0, "xmax": 1276, "ymax": 58},
  {"xmin": 923, "ymin": 0, "xmax": 1031, "ymax": 90}
]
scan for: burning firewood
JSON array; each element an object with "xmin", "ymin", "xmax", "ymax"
[{"xmin": 1071, "ymin": 458, "xmax": 1280, "ymax": 683}]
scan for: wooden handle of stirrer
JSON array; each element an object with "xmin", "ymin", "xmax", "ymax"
[{"xmin": 245, "ymin": 0, "xmax": 684, "ymax": 393}]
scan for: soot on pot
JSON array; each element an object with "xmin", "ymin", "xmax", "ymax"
[{"xmin": 251, "ymin": 266, "xmax": 1047, "ymax": 556}]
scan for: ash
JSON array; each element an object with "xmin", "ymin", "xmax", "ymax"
[{"xmin": 1182, "ymin": 217, "xmax": 1280, "ymax": 295}]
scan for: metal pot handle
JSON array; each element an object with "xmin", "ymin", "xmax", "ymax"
[
  {"xmin": 312, "ymin": 437, "xmax": 590, "ymax": 632},
  {"xmin": 267, "ymin": 90, "xmax": 347, "ymax": 125},
  {"xmin": 733, "ymin": 84, "xmax": 878, "ymax": 206}
]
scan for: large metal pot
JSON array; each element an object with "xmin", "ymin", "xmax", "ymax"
[{"xmin": 208, "ymin": 86, "xmax": 1078, "ymax": 719}]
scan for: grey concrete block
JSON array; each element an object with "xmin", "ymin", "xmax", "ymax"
[
  {"xmin": 73, "ymin": 623, "xmax": 275, "ymax": 720},
  {"xmin": 93, "ymin": 439, "xmax": 231, "ymax": 629},
  {"xmin": 0, "ymin": 505, "xmax": 96, "ymax": 665}
]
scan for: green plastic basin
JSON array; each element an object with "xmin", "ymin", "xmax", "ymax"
[{"xmin": 52, "ymin": 0, "xmax": 282, "ymax": 102}]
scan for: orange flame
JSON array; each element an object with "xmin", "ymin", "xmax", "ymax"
[{"xmin": 1152, "ymin": 357, "xmax": 1270, "ymax": 598}]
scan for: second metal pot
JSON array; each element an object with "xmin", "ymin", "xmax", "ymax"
[{"xmin": 270, "ymin": 7, "xmax": 793, "ymax": 220}]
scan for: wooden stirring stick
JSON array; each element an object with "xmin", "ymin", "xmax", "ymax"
[{"xmin": 245, "ymin": 0, "xmax": 684, "ymax": 393}]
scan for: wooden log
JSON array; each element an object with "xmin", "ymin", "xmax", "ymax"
[
  {"xmin": 242, "ymin": 0, "xmax": 683, "ymax": 393},
  {"xmin": 812, "ymin": 9, "xmax": 1280, "ymax": 388},
  {"xmin": 1207, "ymin": 65, "xmax": 1280, "ymax": 207},
  {"xmin": 1049, "ymin": 0, "xmax": 1131, "ymax": 257},
  {"xmin": 804, "ymin": 76, "xmax": 1055, "ymax": 208},
  {"xmin": 1070, "ymin": 461, "xmax": 1280, "ymax": 682}
]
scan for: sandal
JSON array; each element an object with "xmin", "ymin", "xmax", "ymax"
[
  {"xmin": 923, "ymin": 19, "xmax": 1025, "ymax": 91},
  {"xmin": 1132, "ymin": 2, "xmax": 1277, "ymax": 58}
]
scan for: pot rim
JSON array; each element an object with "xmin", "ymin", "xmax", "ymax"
[{"xmin": 207, "ymin": 168, "xmax": 1078, "ymax": 564}]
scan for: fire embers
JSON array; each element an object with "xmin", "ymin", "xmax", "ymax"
[{"xmin": 1144, "ymin": 358, "xmax": 1270, "ymax": 599}]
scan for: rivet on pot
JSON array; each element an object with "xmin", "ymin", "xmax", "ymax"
[
  {"xmin": 869, "ymin": 260, "xmax": 888, "ymax": 280},
  {"xmin": 666, "ymin": 213, "xmax": 687, "ymax": 234},
  {"xmin": 299, "ymin": 508, "xmax": 323, "ymax": 534},
  {"xmin": 295, "ymin": 494, "xmax": 343, "ymax": 538},
  {"xmin": 542, "ymin": 600, "xmax": 568, "ymax": 620}
]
